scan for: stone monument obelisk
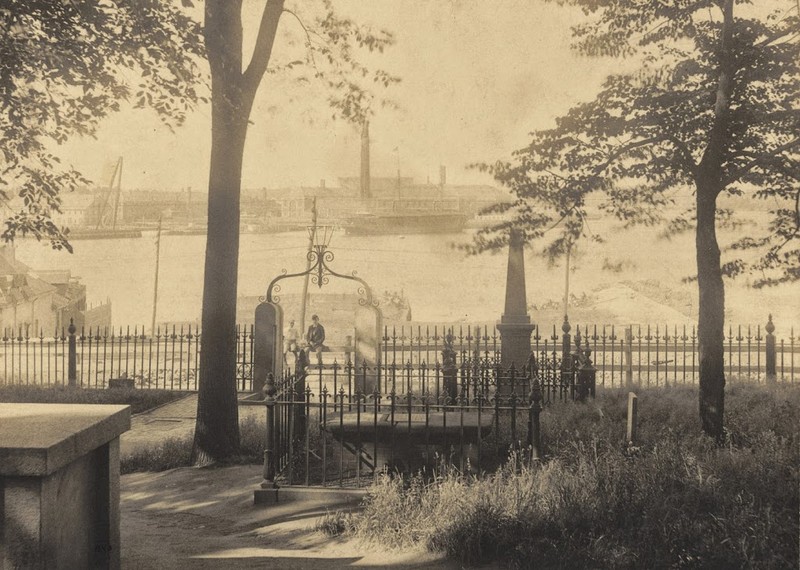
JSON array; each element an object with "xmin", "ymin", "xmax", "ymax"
[{"xmin": 496, "ymin": 229, "xmax": 535, "ymax": 394}]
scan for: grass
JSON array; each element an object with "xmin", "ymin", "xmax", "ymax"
[
  {"xmin": 0, "ymin": 384, "xmax": 188, "ymax": 414},
  {"xmin": 315, "ymin": 510, "xmax": 358, "ymax": 537},
  {"xmin": 342, "ymin": 384, "xmax": 800, "ymax": 569},
  {"xmin": 120, "ymin": 415, "xmax": 266, "ymax": 474}
]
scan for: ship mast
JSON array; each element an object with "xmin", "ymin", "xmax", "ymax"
[
  {"xmin": 111, "ymin": 156, "xmax": 123, "ymax": 231},
  {"xmin": 95, "ymin": 157, "xmax": 123, "ymax": 230}
]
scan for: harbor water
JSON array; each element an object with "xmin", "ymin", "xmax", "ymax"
[{"xmin": 14, "ymin": 227, "xmax": 798, "ymax": 329}]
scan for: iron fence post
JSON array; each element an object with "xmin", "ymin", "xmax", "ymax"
[
  {"xmin": 294, "ymin": 349, "xmax": 308, "ymax": 440},
  {"xmin": 624, "ymin": 326, "xmax": 633, "ymax": 389},
  {"xmin": 766, "ymin": 314, "xmax": 776, "ymax": 384},
  {"xmin": 68, "ymin": 319, "xmax": 77, "ymax": 387},
  {"xmin": 442, "ymin": 332, "xmax": 457, "ymax": 404},
  {"xmin": 578, "ymin": 346, "xmax": 596, "ymax": 401},
  {"xmin": 261, "ymin": 373, "xmax": 278, "ymax": 489},
  {"xmin": 560, "ymin": 317, "xmax": 572, "ymax": 400},
  {"xmin": 528, "ymin": 374, "xmax": 542, "ymax": 461}
]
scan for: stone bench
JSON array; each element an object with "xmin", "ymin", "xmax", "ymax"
[{"xmin": 0, "ymin": 403, "xmax": 130, "ymax": 569}]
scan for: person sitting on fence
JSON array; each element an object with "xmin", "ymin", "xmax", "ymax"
[{"xmin": 305, "ymin": 314, "xmax": 326, "ymax": 366}]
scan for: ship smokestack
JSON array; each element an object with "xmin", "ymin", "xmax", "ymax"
[{"xmin": 360, "ymin": 120, "xmax": 371, "ymax": 199}]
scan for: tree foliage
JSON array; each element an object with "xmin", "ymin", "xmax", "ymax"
[
  {"xmin": 474, "ymin": 0, "xmax": 798, "ymax": 440},
  {"xmin": 0, "ymin": 0, "xmax": 205, "ymax": 251},
  {"xmin": 474, "ymin": 1, "xmax": 799, "ymax": 287},
  {"xmin": 271, "ymin": 0, "xmax": 400, "ymax": 123}
]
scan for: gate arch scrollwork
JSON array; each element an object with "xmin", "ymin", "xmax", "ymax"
[{"xmin": 262, "ymin": 244, "xmax": 380, "ymax": 309}]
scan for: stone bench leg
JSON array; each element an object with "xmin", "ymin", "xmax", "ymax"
[{"xmin": 2, "ymin": 439, "xmax": 121, "ymax": 570}]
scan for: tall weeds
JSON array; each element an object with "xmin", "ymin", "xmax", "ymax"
[{"xmin": 351, "ymin": 385, "xmax": 800, "ymax": 568}]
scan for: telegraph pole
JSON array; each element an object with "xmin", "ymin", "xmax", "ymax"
[
  {"xmin": 563, "ymin": 240, "xmax": 572, "ymax": 321},
  {"xmin": 299, "ymin": 197, "xmax": 318, "ymax": 335},
  {"xmin": 151, "ymin": 216, "xmax": 162, "ymax": 334}
]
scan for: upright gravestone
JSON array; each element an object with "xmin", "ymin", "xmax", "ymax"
[
  {"xmin": 254, "ymin": 302, "xmax": 283, "ymax": 394},
  {"xmin": 496, "ymin": 229, "xmax": 535, "ymax": 396},
  {"xmin": 354, "ymin": 304, "xmax": 382, "ymax": 393}
]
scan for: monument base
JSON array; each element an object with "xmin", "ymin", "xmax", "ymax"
[{"xmin": 496, "ymin": 321, "xmax": 536, "ymax": 369}]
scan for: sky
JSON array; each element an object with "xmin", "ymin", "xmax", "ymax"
[{"xmin": 57, "ymin": 0, "xmax": 621, "ymax": 191}]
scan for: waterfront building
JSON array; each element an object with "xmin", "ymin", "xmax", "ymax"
[{"xmin": 0, "ymin": 246, "xmax": 110, "ymax": 335}]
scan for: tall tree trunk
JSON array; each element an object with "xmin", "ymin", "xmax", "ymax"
[
  {"xmin": 695, "ymin": 181, "xmax": 726, "ymax": 441},
  {"xmin": 192, "ymin": 0, "xmax": 282, "ymax": 464},
  {"xmin": 193, "ymin": 107, "xmax": 248, "ymax": 464},
  {"xmin": 694, "ymin": 0, "xmax": 734, "ymax": 443},
  {"xmin": 192, "ymin": 0, "xmax": 247, "ymax": 464}
]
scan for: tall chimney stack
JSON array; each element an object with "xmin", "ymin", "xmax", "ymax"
[
  {"xmin": 360, "ymin": 120, "xmax": 371, "ymax": 200},
  {"xmin": 439, "ymin": 165, "xmax": 447, "ymax": 187}
]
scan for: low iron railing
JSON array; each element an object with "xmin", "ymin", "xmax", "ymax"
[{"xmin": 262, "ymin": 351, "xmax": 591, "ymax": 488}]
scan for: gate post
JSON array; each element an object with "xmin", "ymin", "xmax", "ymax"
[
  {"xmin": 254, "ymin": 302, "xmax": 283, "ymax": 394},
  {"xmin": 354, "ymin": 305, "xmax": 381, "ymax": 393},
  {"xmin": 765, "ymin": 314, "xmax": 776, "ymax": 384},
  {"xmin": 256, "ymin": 373, "xmax": 279, "ymax": 504}
]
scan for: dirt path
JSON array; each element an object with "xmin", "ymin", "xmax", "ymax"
[{"xmin": 121, "ymin": 465, "xmax": 462, "ymax": 569}]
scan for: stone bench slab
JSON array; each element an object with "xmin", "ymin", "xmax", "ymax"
[{"xmin": 0, "ymin": 403, "xmax": 131, "ymax": 476}]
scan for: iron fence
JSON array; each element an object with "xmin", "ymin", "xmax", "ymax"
[
  {"xmin": 378, "ymin": 316, "xmax": 796, "ymax": 387},
  {"xmin": 264, "ymin": 352, "xmax": 587, "ymax": 487},
  {"xmin": 0, "ymin": 323, "xmax": 253, "ymax": 391},
  {"xmin": 0, "ymin": 316, "xmax": 795, "ymax": 390}
]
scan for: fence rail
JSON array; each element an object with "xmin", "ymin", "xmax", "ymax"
[{"xmin": 0, "ymin": 317, "xmax": 795, "ymax": 390}]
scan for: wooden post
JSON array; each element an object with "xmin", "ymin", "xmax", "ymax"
[
  {"xmin": 68, "ymin": 318, "xmax": 77, "ymax": 387},
  {"xmin": 765, "ymin": 314, "xmax": 776, "ymax": 384},
  {"xmin": 624, "ymin": 326, "xmax": 633, "ymax": 389},
  {"xmin": 626, "ymin": 392, "xmax": 638, "ymax": 445}
]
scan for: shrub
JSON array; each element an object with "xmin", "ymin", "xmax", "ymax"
[
  {"xmin": 315, "ymin": 510, "xmax": 358, "ymax": 537},
  {"xmin": 0, "ymin": 384, "xmax": 188, "ymax": 414}
]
